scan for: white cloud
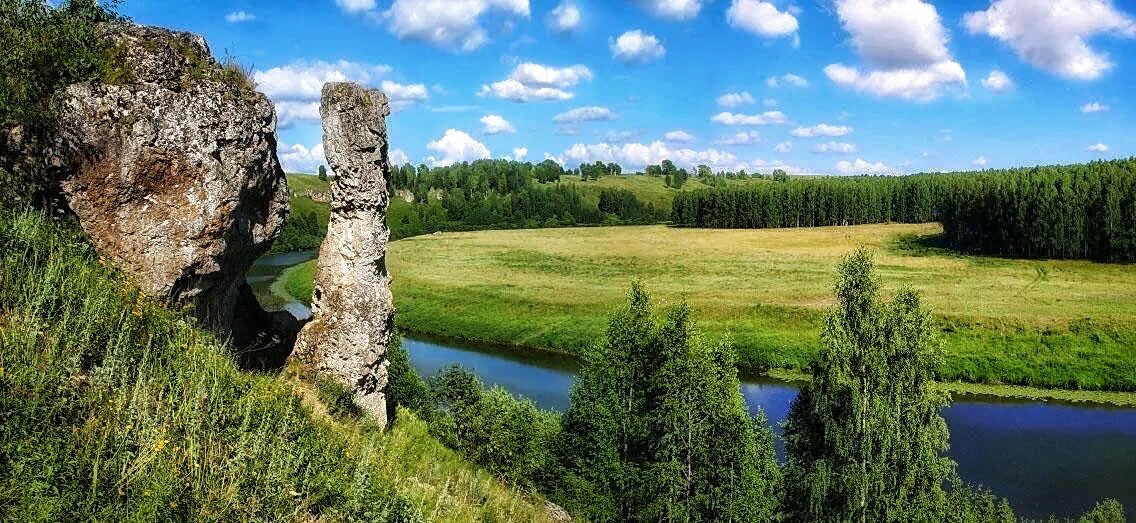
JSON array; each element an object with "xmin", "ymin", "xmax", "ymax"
[
  {"xmin": 1088, "ymin": 143, "xmax": 1110, "ymax": 153},
  {"xmin": 763, "ymin": 98, "xmax": 779, "ymax": 107},
  {"xmin": 715, "ymin": 131, "xmax": 762, "ymax": 146},
  {"xmin": 665, "ymin": 130, "xmax": 695, "ymax": 143},
  {"xmin": 964, "ymin": 0, "xmax": 1136, "ymax": 80},
  {"xmin": 826, "ymin": 0, "xmax": 966, "ymax": 101},
  {"xmin": 611, "ymin": 30, "xmax": 666, "ymax": 64},
  {"xmin": 426, "ymin": 129, "xmax": 492, "ymax": 166},
  {"xmin": 278, "ymin": 142, "xmax": 327, "ymax": 173},
  {"xmin": 480, "ymin": 62, "xmax": 592, "ymax": 102},
  {"xmin": 390, "ymin": 148, "xmax": 410, "ymax": 166},
  {"xmin": 824, "ymin": 62, "xmax": 966, "ymax": 102},
  {"xmin": 252, "ymin": 60, "xmax": 427, "ymax": 124},
  {"xmin": 335, "ymin": 0, "xmax": 376, "ymax": 14},
  {"xmin": 766, "ymin": 73, "xmax": 809, "ymax": 88},
  {"xmin": 561, "ymin": 140, "xmax": 738, "ymax": 170},
  {"xmin": 716, "ymin": 91, "xmax": 755, "ymax": 108},
  {"xmin": 981, "ymin": 70, "xmax": 1014, "ymax": 92},
  {"xmin": 513, "ymin": 147, "xmax": 529, "ymax": 160},
  {"xmin": 480, "ymin": 114, "xmax": 516, "ymax": 134},
  {"xmin": 548, "ymin": 2, "xmax": 582, "ymax": 33},
  {"xmin": 814, "ymin": 142, "xmax": 857, "ymax": 154},
  {"xmin": 836, "ymin": 158, "xmax": 892, "ymax": 175},
  {"xmin": 380, "ymin": 0, "xmax": 532, "ymax": 52},
  {"xmin": 274, "ymin": 101, "xmax": 321, "ymax": 125},
  {"xmin": 973, "ymin": 155, "xmax": 988, "ymax": 166},
  {"xmin": 225, "ymin": 11, "xmax": 255, "ymax": 23},
  {"xmin": 791, "ymin": 124, "xmax": 853, "ymax": 138},
  {"xmin": 726, "ymin": 0, "xmax": 799, "ymax": 40},
  {"xmin": 254, "ymin": 60, "xmax": 392, "ymax": 101},
  {"xmin": 711, "ymin": 111, "xmax": 788, "ymax": 126},
  {"xmin": 634, "ymin": 0, "xmax": 702, "ymax": 20},
  {"xmin": 1082, "ymin": 102, "xmax": 1110, "ymax": 113},
  {"xmin": 380, "ymin": 80, "xmax": 430, "ymax": 111},
  {"xmin": 553, "ymin": 106, "xmax": 617, "ymax": 123},
  {"xmin": 774, "ymin": 142, "xmax": 792, "ymax": 153}
]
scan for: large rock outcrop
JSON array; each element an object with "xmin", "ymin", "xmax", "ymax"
[
  {"xmin": 290, "ymin": 83, "xmax": 395, "ymax": 425},
  {"xmin": 11, "ymin": 24, "xmax": 293, "ymax": 351}
]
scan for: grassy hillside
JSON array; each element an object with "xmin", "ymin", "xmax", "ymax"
[
  {"xmin": 558, "ymin": 173, "xmax": 739, "ymax": 210},
  {"xmin": 279, "ymin": 223, "xmax": 1136, "ymax": 394},
  {"xmin": 0, "ymin": 209, "xmax": 555, "ymax": 521}
]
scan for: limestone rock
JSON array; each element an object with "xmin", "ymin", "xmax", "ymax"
[
  {"xmin": 45, "ymin": 23, "xmax": 290, "ymax": 347},
  {"xmin": 290, "ymin": 82, "xmax": 395, "ymax": 425}
]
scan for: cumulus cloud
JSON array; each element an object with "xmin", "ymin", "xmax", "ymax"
[
  {"xmin": 553, "ymin": 106, "xmax": 617, "ymax": 123},
  {"xmin": 715, "ymin": 131, "xmax": 762, "ymax": 146},
  {"xmin": 225, "ymin": 11, "xmax": 255, "ymax": 23},
  {"xmin": 826, "ymin": 0, "xmax": 966, "ymax": 101},
  {"xmin": 814, "ymin": 142, "xmax": 857, "ymax": 154},
  {"xmin": 480, "ymin": 114, "xmax": 516, "ymax": 134},
  {"xmin": 717, "ymin": 91, "xmax": 755, "ymax": 108},
  {"xmin": 1082, "ymin": 102, "xmax": 1110, "ymax": 113},
  {"xmin": 426, "ymin": 129, "xmax": 492, "ymax": 166},
  {"xmin": 513, "ymin": 147, "xmax": 529, "ymax": 160},
  {"xmin": 561, "ymin": 141, "xmax": 738, "ymax": 170},
  {"xmin": 774, "ymin": 142, "xmax": 792, "ymax": 153},
  {"xmin": 711, "ymin": 111, "xmax": 788, "ymax": 126},
  {"xmin": 480, "ymin": 62, "xmax": 592, "ymax": 102},
  {"xmin": 390, "ymin": 148, "xmax": 410, "ymax": 166},
  {"xmin": 973, "ymin": 155, "xmax": 988, "ymax": 166},
  {"xmin": 254, "ymin": 60, "xmax": 392, "ymax": 101},
  {"xmin": 548, "ymin": 2, "xmax": 582, "ymax": 33},
  {"xmin": 981, "ymin": 70, "xmax": 1014, "ymax": 92},
  {"xmin": 726, "ymin": 0, "xmax": 799, "ymax": 41},
  {"xmin": 766, "ymin": 73, "xmax": 809, "ymax": 88},
  {"xmin": 374, "ymin": 0, "xmax": 532, "ymax": 52},
  {"xmin": 278, "ymin": 142, "xmax": 327, "ymax": 173},
  {"xmin": 791, "ymin": 124, "xmax": 853, "ymax": 138},
  {"xmin": 836, "ymin": 158, "xmax": 892, "ymax": 175},
  {"xmin": 252, "ymin": 60, "xmax": 427, "ymax": 125},
  {"xmin": 633, "ymin": 0, "xmax": 702, "ymax": 20},
  {"xmin": 964, "ymin": 0, "xmax": 1136, "ymax": 80},
  {"xmin": 665, "ymin": 130, "xmax": 695, "ymax": 143},
  {"xmin": 611, "ymin": 30, "xmax": 666, "ymax": 64},
  {"xmin": 381, "ymin": 80, "xmax": 430, "ymax": 111},
  {"xmin": 606, "ymin": 130, "xmax": 638, "ymax": 143},
  {"xmin": 1088, "ymin": 143, "xmax": 1109, "ymax": 153}
]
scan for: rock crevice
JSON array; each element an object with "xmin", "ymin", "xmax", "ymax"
[{"xmin": 290, "ymin": 82, "xmax": 395, "ymax": 425}]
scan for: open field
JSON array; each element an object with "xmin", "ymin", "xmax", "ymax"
[{"xmin": 281, "ymin": 223, "xmax": 1136, "ymax": 393}]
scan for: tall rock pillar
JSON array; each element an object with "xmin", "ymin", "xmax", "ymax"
[{"xmin": 290, "ymin": 82, "xmax": 395, "ymax": 425}]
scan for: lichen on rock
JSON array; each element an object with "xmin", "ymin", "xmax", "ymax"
[{"xmin": 289, "ymin": 82, "xmax": 396, "ymax": 425}]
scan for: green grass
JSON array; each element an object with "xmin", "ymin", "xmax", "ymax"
[
  {"xmin": 0, "ymin": 209, "xmax": 556, "ymax": 521},
  {"xmin": 559, "ymin": 173, "xmax": 753, "ymax": 211},
  {"xmin": 277, "ymin": 223, "xmax": 1136, "ymax": 395}
]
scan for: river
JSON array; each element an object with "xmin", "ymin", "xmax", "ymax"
[{"xmin": 250, "ymin": 252, "xmax": 1136, "ymax": 519}]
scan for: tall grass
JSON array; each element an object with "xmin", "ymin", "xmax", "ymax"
[{"xmin": 0, "ymin": 209, "xmax": 553, "ymax": 521}]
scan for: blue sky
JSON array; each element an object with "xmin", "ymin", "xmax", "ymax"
[{"xmin": 119, "ymin": 0, "xmax": 1136, "ymax": 175}]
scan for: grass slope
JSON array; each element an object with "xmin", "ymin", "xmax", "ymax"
[
  {"xmin": 280, "ymin": 223, "xmax": 1136, "ymax": 393},
  {"xmin": 0, "ymin": 210, "xmax": 554, "ymax": 521}
]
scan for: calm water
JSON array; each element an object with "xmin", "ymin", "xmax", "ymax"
[
  {"xmin": 404, "ymin": 336, "xmax": 1136, "ymax": 520},
  {"xmin": 248, "ymin": 254, "xmax": 1136, "ymax": 519}
]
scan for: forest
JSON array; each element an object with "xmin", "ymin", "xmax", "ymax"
[{"xmin": 673, "ymin": 158, "xmax": 1136, "ymax": 262}]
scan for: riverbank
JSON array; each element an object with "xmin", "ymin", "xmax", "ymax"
[{"xmin": 269, "ymin": 223, "xmax": 1136, "ymax": 403}]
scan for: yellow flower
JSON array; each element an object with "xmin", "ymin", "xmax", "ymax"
[{"xmin": 154, "ymin": 438, "xmax": 168, "ymax": 452}]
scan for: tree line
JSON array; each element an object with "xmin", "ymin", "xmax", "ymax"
[
  {"xmin": 386, "ymin": 251, "xmax": 1126, "ymax": 521},
  {"xmin": 672, "ymin": 158, "xmax": 1136, "ymax": 262}
]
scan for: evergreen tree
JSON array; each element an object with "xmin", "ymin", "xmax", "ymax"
[{"xmin": 317, "ymin": 165, "xmax": 328, "ymax": 181}]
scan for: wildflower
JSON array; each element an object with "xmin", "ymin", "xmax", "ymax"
[{"xmin": 154, "ymin": 438, "xmax": 168, "ymax": 452}]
